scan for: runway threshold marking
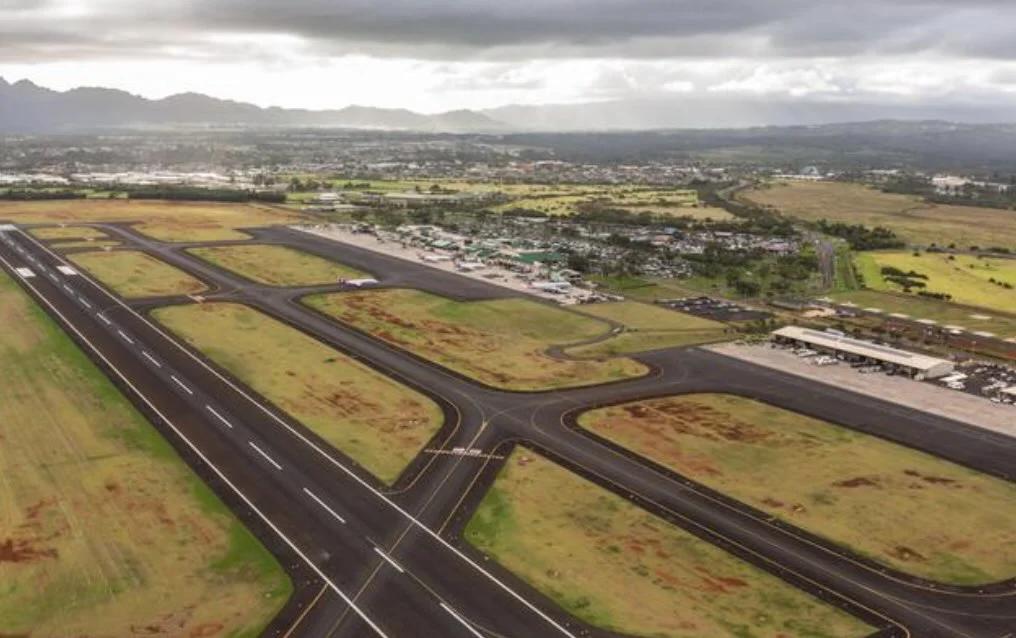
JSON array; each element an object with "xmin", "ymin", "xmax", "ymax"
[
  {"xmin": 372, "ymin": 547, "xmax": 404, "ymax": 573},
  {"xmin": 205, "ymin": 405, "xmax": 234, "ymax": 429},
  {"xmin": 117, "ymin": 329, "xmax": 134, "ymax": 345},
  {"xmin": 439, "ymin": 603, "xmax": 485, "ymax": 638},
  {"xmin": 249, "ymin": 441, "xmax": 283, "ymax": 471},
  {"xmin": 13, "ymin": 229, "xmax": 579, "ymax": 638},
  {"xmin": 57, "ymin": 265, "xmax": 78, "ymax": 276},
  {"xmin": 303, "ymin": 487, "xmax": 346, "ymax": 524},
  {"xmin": 170, "ymin": 375, "xmax": 193, "ymax": 395},
  {"xmin": 14, "ymin": 267, "xmax": 35, "ymax": 279},
  {"xmin": 142, "ymin": 351, "xmax": 162, "ymax": 368},
  {"xmin": 0, "ymin": 252, "xmax": 390, "ymax": 638}
]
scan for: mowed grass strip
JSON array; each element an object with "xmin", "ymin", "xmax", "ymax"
[
  {"xmin": 579, "ymin": 394, "xmax": 1016, "ymax": 585},
  {"xmin": 30, "ymin": 226, "xmax": 108, "ymax": 240},
  {"xmin": 0, "ymin": 272, "xmax": 290, "ymax": 637},
  {"xmin": 742, "ymin": 181, "xmax": 1016, "ymax": 248},
  {"xmin": 568, "ymin": 302, "xmax": 730, "ymax": 356},
  {"xmin": 188, "ymin": 244, "xmax": 367, "ymax": 286},
  {"xmin": 152, "ymin": 303, "xmax": 443, "ymax": 483},
  {"xmin": 466, "ymin": 450, "xmax": 873, "ymax": 638},
  {"xmin": 68, "ymin": 250, "xmax": 207, "ymax": 298},
  {"xmin": 856, "ymin": 251, "xmax": 1016, "ymax": 315},
  {"xmin": 0, "ymin": 200, "xmax": 301, "ymax": 242},
  {"xmin": 305, "ymin": 289, "xmax": 648, "ymax": 390},
  {"xmin": 51, "ymin": 241, "xmax": 121, "ymax": 251},
  {"xmin": 830, "ymin": 289, "xmax": 1016, "ymax": 338}
]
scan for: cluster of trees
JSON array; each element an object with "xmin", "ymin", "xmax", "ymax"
[
  {"xmin": 988, "ymin": 277, "xmax": 1015, "ymax": 290},
  {"xmin": 880, "ymin": 265, "xmax": 929, "ymax": 290},
  {"xmin": 917, "ymin": 291, "xmax": 953, "ymax": 301},
  {"xmin": 0, "ymin": 189, "xmax": 86, "ymax": 200},
  {"xmin": 816, "ymin": 220, "xmax": 905, "ymax": 250},
  {"xmin": 128, "ymin": 188, "xmax": 286, "ymax": 203}
]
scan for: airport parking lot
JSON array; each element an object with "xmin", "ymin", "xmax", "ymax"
[
  {"xmin": 658, "ymin": 296, "xmax": 770, "ymax": 322},
  {"xmin": 710, "ymin": 342, "xmax": 1016, "ymax": 438}
]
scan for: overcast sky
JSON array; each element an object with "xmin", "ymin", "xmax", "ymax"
[{"xmin": 3, "ymin": 0, "xmax": 1016, "ymax": 113}]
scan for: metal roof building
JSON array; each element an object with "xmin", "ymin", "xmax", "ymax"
[{"xmin": 772, "ymin": 326, "xmax": 955, "ymax": 379}]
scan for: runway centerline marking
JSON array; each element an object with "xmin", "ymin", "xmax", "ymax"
[
  {"xmin": 205, "ymin": 405, "xmax": 234, "ymax": 429},
  {"xmin": 303, "ymin": 487, "xmax": 346, "ymax": 524},
  {"xmin": 0, "ymin": 249, "xmax": 390, "ymax": 637},
  {"xmin": 15, "ymin": 228, "xmax": 583, "ymax": 638},
  {"xmin": 439, "ymin": 603, "xmax": 485, "ymax": 638},
  {"xmin": 141, "ymin": 351, "xmax": 162, "ymax": 368},
  {"xmin": 62, "ymin": 284, "xmax": 74, "ymax": 294},
  {"xmin": 97, "ymin": 313, "xmax": 111, "ymax": 325},
  {"xmin": 79, "ymin": 297, "xmax": 92, "ymax": 309},
  {"xmin": 170, "ymin": 375, "xmax": 193, "ymax": 395},
  {"xmin": 117, "ymin": 329, "xmax": 134, "ymax": 345},
  {"xmin": 249, "ymin": 441, "xmax": 283, "ymax": 471},
  {"xmin": 372, "ymin": 547, "xmax": 404, "ymax": 574}
]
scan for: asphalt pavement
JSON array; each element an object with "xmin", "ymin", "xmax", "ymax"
[{"xmin": 6, "ymin": 221, "xmax": 1016, "ymax": 638}]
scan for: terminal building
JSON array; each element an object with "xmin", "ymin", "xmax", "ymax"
[{"xmin": 771, "ymin": 326, "xmax": 955, "ymax": 379}]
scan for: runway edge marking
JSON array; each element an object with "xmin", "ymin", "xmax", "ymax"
[
  {"xmin": 19, "ymin": 228, "xmax": 581, "ymax": 638},
  {"xmin": 0, "ymin": 249, "xmax": 392, "ymax": 638}
]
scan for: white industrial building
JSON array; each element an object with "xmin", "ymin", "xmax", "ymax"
[{"xmin": 772, "ymin": 326, "xmax": 955, "ymax": 379}]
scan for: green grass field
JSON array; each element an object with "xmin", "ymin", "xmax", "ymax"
[
  {"xmin": 466, "ymin": 449, "xmax": 873, "ymax": 638},
  {"xmin": 568, "ymin": 302, "xmax": 730, "ymax": 356},
  {"xmin": 830, "ymin": 289, "xmax": 1016, "ymax": 338},
  {"xmin": 579, "ymin": 394, "xmax": 1016, "ymax": 584},
  {"xmin": 855, "ymin": 251, "xmax": 1016, "ymax": 315},
  {"xmin": 304, "ymin": 289, "xmax": 648, "ymax": 390},
  {"xmin": 68, "ymin": 250, "xmax": 208, "ymax": 298},
  {"xmin": 30, "ymin": 227, "xmax": 108, "ymax": 241},
  {"xmin": 0, "ymin": 200, "xmax": 301, "ymax": 242},
  {"xmin": 51, "ymin": 241, "xmax": 122, "ymax": 250},
  {"xmin": 0, "ymin": 272, "xmax": 289, "ymax": 637},
  {"xmin": 188, "ymin": 244, "xmax": 367, "ymax": 286},
  {"xmin": 743, "ymin": 181, "xmax": 1016, "ymax": 248},
  {"xmin": 153, "ymin": 303, "xmax": 443, "ymax": 483}
]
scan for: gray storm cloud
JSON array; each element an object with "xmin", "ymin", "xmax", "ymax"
[{"xmin": 2, "ymin": 0, "xmax": 1016, "ymax": 61}]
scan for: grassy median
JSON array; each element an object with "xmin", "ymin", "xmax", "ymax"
[
  {"xmin": 305, "ymin": 289, "xmax": 648, "ymax": 390},
  {"xmin": 51, "ymin": 241, "xmax": 122, "ymax": 251},
  {"xmin": 0, "ymin": 272, "xmax": 290, "ymax": 637},
  {"xmin": 68, "ymin": 250, "xmax": 207, "ymax": 298},
  {"xmin": 153, "ymin": 303, "xmax": 444, "ymax": 483},
  {"xmin": 579, "ymin": 394, "xmax": 1016, "ymax": 585},
  {"xmin": 466, "ymin": 450, "xmax": 873, "ymax": 638},
  {"xmin": 568, "ymin": 302, "xmax": 730, "ymax": 356},
  {"xmin": 0, "ymin": 200, "xmax": 301, "ymax": 242},
  {"xmin": 188, "ymin": 244, "xmax": 367, "ymax": 286},
  {"xmin": 30, "ymin": 226, "xmax": 108, "ymax": 241}
]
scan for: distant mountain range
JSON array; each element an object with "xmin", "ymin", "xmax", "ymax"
[
  {"xmin": 0, "ymin": 77, "xmax": 509, "ymax": 133},
  {"xmin": 4, "ymin": 76, "xmax": 1016, "ymax": 133}
]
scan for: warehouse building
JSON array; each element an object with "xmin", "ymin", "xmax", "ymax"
[{"xmin": 771, "ymin": 326, "xmax": 955, "ymax": 379}]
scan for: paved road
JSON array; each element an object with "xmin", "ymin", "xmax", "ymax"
[{"xmin": 6, "ymin": 221, "xmax": 1016, "ymax": 638}]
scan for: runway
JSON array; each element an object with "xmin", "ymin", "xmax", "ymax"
[{"xmin": 5, "ymin": 221, "xmax": 1016, "ymax": 638}]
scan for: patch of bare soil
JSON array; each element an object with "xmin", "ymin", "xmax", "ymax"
[
  {"xmin": 888, "ymin": 546, "xmax": 928, "ymax": 563},
  {"xmin": 904, "ymin": 469, "xmax": 960, "ymax": 486},
  {"xmin": 833, "ymin": 477, "xmax": 881, "ymax": 489}
]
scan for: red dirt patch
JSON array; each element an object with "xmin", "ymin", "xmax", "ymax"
[
  {"xmin": 833, "ymin": 477, "xmax": 880, "ymax": 488},
  {"xmin": 0, "ymin": 538, "xmax": 58, "ymax": 564},
  {"xmin": 904, "ymin": 469, "xmax": 959, "ymax": 486},
  {"xmin": 888, "ymin": 546, "xmax": 927, "ymax": 563},
  {"xmin": 190, "ymin": 623, "xmax": 224, "ymax": 637}
]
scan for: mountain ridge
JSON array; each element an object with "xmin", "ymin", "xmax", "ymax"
[{"xmin": 0, "ymin": 77, "xmax": 510, "ymax": 133}]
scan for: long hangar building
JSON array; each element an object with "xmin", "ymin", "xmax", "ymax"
[{"xmin": 772, "ymin": 326, "xmax": 955, "ymax": 379}]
